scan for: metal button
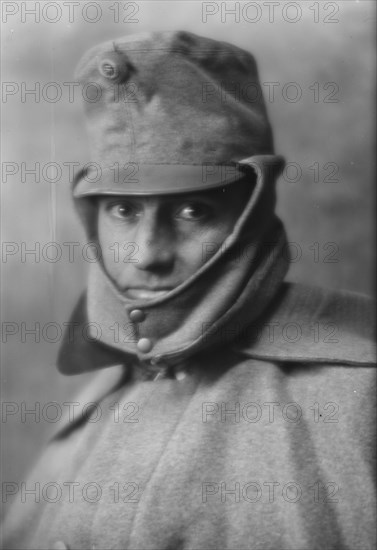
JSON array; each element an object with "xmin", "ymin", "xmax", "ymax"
[
  {"xmin": 100, "ymin": 61, "xmax": 117, "ymax": 78},
  {"xmin": 137, "ymin": 338, "xmax": 153, "ymax": 353},
  {"xmin": 175, "ymin": 370, "xmax": 187, "ymax": 381},
  {"xmin": 129, "ymin": 309, "xmax": 145, "ymax": 323},
  {"xmin": 98, "ymin": 52, "xmax": 131, "ymax": 83}
]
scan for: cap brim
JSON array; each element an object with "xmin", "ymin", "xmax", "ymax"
[{"xmin": 73, "ymin": 162, "xmax": 253, "ymax": 197}]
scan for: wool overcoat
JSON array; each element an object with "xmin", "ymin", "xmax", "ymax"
[
  {"xmin": 3, "ymin": 30, "xmax": 376, "ymax": 550},
  {"xmin": 2, "ymin": 282, "xmax": 376, "ymax": 550}
]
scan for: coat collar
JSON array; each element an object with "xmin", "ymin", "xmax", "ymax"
[
  {"xmin": 232, "ymin": 282, "xmax": 376, "ymax": 366},
  {"xmin": 57, "ymin": 282, "xmax": 375, "ymax": 374}
]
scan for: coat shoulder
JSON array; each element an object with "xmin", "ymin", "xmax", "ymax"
[{"xmin": 233, "ymin": 282, "xmax": 376, "ymax": 365}]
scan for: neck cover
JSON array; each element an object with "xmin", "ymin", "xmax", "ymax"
[{"xmin": 58, "ymin": 155, "xmax": 290, "ymax": 373}]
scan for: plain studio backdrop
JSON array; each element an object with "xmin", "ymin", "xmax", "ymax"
[{"xmin": 1, "ymin": 0, "xmax": 375, "ymax": 518}]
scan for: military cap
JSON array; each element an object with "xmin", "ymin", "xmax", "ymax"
[{"xmin": 73, "ymin": 30, "xmax": 277, "ymax": 196}]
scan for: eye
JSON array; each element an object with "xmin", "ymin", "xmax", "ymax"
[
  {"xmin": 175, "ymin": 202, "xmax": 211, "ymax": 221},
  {"xmin": 105, "ymin": 200, "xmax": 139, "ymax": 220}
]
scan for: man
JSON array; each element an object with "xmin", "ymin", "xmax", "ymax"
[{"xmin": 2, "ymin": 31, "xmax": 375, "ymax": 550}]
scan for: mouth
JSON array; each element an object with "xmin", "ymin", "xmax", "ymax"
[{"xmin": 124, "ymin": 288, "xmax": 173, "ymax": 300}]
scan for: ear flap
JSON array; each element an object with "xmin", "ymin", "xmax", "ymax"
[{"xmin": 72, "ymin": 167, "xmax": 98, "ymax": 242}]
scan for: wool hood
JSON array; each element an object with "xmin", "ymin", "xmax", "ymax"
[{"xmin": 58, "ymin": 155, "xmax": 290, "ymax": 374}]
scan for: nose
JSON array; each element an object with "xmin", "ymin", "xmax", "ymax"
[{"xmin": 133, "ymin": 210, "xmax": 174, "ymax": 272}]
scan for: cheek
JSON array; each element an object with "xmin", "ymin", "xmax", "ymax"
[
  {"xmin": 176, "ymin": 242, "xmax": 206, "ymax": 273},
  {"xmin": 178, "ymin": 223, "xmax": 233, "ymax": 271},
  {"xmin": 97, "ymin": 216, "xmax": 129, "ymax": 279}
]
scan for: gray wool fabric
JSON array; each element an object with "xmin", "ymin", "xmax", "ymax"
[
  {"xmin": 73, "ymin": 31, "xmax": 273, "ymax": 187},
  {"xmin": 3, "ymin": 284, "xmax": 376, "ymax": 550},
  {"xmin": 2, "ymin": 31, "xmax": 376, "ymax": 550},
  {"xmin": 81, "ymin": 155, "xmax": 290, "ymax": 367},
  {"xmin": 72, "ymin": 30, "xmax": 275, "ymax": 198}
]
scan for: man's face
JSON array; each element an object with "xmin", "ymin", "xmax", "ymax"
[{"xmin": 97, "ymin": 181, "xmax": 251, "ymax": 301}]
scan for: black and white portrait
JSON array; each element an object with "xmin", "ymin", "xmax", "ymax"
[{"xmin": 1, "ymin": 2, "xmax": 375, "ymax": 549}]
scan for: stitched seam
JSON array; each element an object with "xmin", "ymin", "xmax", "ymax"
[{"xmin": 126, "ymin": 377, "xmax": 200, "ymax": 548}]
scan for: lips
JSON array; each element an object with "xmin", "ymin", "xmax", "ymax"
[{"xmin": 124, "ymin": 288, "xmax": 173, "ymax": 300}]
